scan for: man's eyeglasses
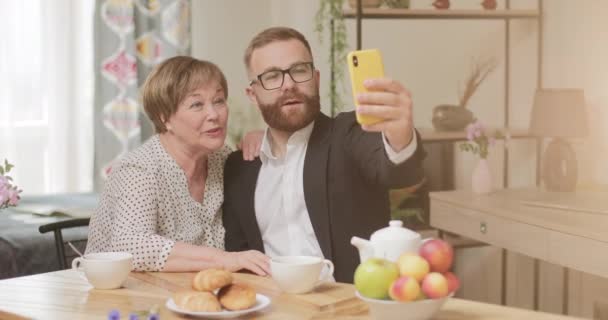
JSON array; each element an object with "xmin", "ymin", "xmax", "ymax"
[{"xmin": 250, "ymin": 62, "xmax": 314, "ymax": 90}]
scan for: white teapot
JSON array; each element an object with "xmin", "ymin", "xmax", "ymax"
[{"xmin": 351, "ymin": 220, "xmax": 421, "ymax": 263}]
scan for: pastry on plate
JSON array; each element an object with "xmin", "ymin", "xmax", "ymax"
[
  {"xmin": 192, "ymin": 268, "xmax": 233, "ymax": 292},
  {"xmin": 173, "ymin": 291, "xmax": 222, "ymax": 312},
  {"xmin": 218, "ymin": 283, "xmax": 257, "ymax": 311}
]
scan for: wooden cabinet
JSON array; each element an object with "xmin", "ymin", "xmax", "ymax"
[{"xmin": 430, "ymin": 188, "xmax": 608, "ymax": 318}]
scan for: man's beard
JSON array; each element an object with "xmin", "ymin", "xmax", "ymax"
[{"xmin": 257, "ymin": 89, "xmax": 321, "ymax": 132}]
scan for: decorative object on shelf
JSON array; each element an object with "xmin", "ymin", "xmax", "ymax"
[
  {"xmin": 432, "ymin": 56, "xmax": 497, "ymax": 131},
  {"xmin": 315, "ymin": 0, "xmax": 349, "ymax": 116},
  {"xmin": 431, "ymin": 105, "xmax": 474, "ymax": 131},
  {"xmin": 384, "ymin": 0, "xmax": 410, "ymax": 8},
  {"xmin": 432, "ymin": 0, "xmax": 450, "ymax": 10},
  {"xmin": 348, "ymin": 0, "xmax": 383, "ymax": 8},
  {"xmin": 0, "ymin": 159, "xmax": 21, "ymax": 210},
  {"xmin": 459, "ymin": 121, "xmax": 502, "ymax": 194},
  {"xmin": 481, "ymin": 0, "xmax": 497, "ymax": 10},
  {"xmin": 529, "ymin": 89, "xmax": 588, "ymax": 192}
]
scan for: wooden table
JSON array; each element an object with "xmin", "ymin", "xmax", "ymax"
[
  {"xmin": 0, "ymin": 269, "xmax": 585, "ymax": 319},
  {"xmin": 430, "ymin": 187, "xmax": 608, "ymax": 313}
]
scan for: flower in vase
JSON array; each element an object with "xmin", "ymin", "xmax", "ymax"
[
  {"xmin": 0, "ymin": 160, "xmax": 21, "ymax": 210},
  {"xmin": 459, "ymin": 120, "xmax": 502, "ymax": 159}
]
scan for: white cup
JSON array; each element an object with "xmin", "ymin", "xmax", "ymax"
[
  {"xmin": 72, "ymin": 252, "xmax": 133, "ymax": 289},
  {"xmin": 271, "ymin": 255, "xmax": 334, "ymax": 294}
]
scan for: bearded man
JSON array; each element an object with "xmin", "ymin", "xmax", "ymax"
[{"xmin": 223, "ymin": 27, "xmax": 426, "ymax": 283}]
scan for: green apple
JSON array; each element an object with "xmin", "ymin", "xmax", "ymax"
[{"xmin": 354, "ymin": 258, "xmax": 399, "ymax": 299}]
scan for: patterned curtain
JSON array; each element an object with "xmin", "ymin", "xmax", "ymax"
[{"xmin": 93, "ymin": 0, "xmax": 191, "ymax": 191}]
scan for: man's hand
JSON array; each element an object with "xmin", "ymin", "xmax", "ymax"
[
  {"xmin": 237, "ymin": 130, "xmax": 264, "ymax": 161},
  {"xmin": 355, "ymin": 78, "xmax": 414, "ymax": 152}
]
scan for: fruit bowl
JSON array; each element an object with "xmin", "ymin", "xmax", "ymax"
[{"xmin": 356, "ymin": 291, "xmax": 451, "ymax": 320}]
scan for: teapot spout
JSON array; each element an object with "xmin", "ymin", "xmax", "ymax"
[{"xmin": 351, "ymin": 236, "xmax": 373, "ymax": 263}]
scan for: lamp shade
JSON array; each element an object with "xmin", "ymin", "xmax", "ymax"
[{"xmin": 529, "ymin": 89, "xmax": 588, "ymax": 138}]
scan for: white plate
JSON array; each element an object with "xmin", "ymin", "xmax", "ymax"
[{"xmin": 166, "ymin": 293, "xmax": 271, "ymax": 319}]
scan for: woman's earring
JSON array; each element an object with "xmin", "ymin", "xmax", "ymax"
[{"xmin": 166, "ymin": 124, "xmax": 173, "ymax": 132}]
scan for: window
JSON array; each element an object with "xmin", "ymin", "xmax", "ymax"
[{"xmin": 0, "ymin": 1, "xmax": 94, "ymax": 195}]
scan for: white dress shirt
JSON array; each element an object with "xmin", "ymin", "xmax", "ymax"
[{"xmin": 254, "ymin": 121, "xmax": 418, "ymax": 260}]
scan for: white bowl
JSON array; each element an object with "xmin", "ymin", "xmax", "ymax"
[{"xmin": 356, "ymin": 291, "xmax": 451, "ymax": 320}]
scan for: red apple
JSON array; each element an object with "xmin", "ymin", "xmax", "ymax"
[
  {"xmin": 388, "ymin": 275, "xmax": 420, "ymax": 302},
  {"xmin": 419, "ymin": 239, "xmax": 454, "ymax": 273},
  {"xmin": 444, "ymin": 271, "xmax": 460, "ymax": 294},
  {"xmin": 421, "ymin": 272, "xmax": 449, "ymax": 299}
]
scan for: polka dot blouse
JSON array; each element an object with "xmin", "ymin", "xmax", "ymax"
[{"xmin": 85, "ymin": 135, "xmax": 232, "ymax": 271}]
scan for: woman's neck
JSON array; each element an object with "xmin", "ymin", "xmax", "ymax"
[{"xmin": 159, "ymin": 134, "xmax": 208, "ymax": 181}]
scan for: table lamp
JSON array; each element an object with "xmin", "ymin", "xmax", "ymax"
[{"xmin": 529, "ymin": 89, "xmax": 588, "ymax": 192}]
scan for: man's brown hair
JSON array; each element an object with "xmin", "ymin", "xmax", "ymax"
[
  {"xmin": 244, "ymin": 27, "xmax": 313, "ymax": 71},
  {"xmin": 142, "ymin": 56, "xmax": 228, "ymax": 133}
]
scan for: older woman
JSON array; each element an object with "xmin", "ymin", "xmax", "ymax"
[{"xmin": 86, "ymin": 56, "xmax": 269, "ymax": 275}]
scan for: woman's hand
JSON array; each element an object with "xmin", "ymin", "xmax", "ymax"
[
  {"xmin": 237, "ymin": 130, "xmax": 264, "ymax": 161},
  {"xmin": 219, "ymin": 250, "xmax": 270, "ymax": 276}
]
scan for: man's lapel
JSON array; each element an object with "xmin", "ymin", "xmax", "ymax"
[
  {"xmin": 240, "ymin": 159, "xmax": 265, "ymax": 252},
  {"xmin": 303, "ymin": 113, "xmax": 333, "ymax": 261}
]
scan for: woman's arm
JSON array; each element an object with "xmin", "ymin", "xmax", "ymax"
[
  {"xmin": 163, "ymin": 242, "xmax": 270, "ymax": 276},
  {"xmin": 237, "ymin": 130, "xmax": 264, "ymax": 161}
]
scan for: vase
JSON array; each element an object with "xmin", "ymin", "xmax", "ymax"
[
  {"xmin": 472, "ymin": 158, "xmax": 493, "ymax": 194},
  {"xmin": 431, "ymin": 104, "xmax": 475, "ymax": 131}
]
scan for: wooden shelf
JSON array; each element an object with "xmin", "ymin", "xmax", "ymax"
[
  {"xmin": 419, "ymin": 127, "xmax": 532, "ymax": 143},
  {"xmin": 342, "ymin": 8, "xmax": 540, "ymax": 20}
]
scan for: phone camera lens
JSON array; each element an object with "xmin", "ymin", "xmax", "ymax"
[{"xmin": 353, "ymin": 55, "xmax": 358, "ymax": 67}]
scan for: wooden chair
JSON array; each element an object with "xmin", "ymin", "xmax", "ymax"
[{"xmin": 38, "ymin": 218, "xmax": 90, "ymax": 269}]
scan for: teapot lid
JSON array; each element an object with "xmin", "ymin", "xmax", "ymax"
[{"xmin": 370, "ymin": 220, "xmax": 420, "ymax": 243}]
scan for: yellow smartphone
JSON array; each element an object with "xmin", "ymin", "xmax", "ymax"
[{"xmin": 347, "ymin": 49, "xmax": 385, "ymax": 125}]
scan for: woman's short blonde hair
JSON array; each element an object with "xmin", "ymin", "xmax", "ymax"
[{"xmin": 142, "ymin": 56, "xmax": 228, "ymax": 133}]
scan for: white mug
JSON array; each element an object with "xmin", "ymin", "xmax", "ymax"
[
  {"xmin": 72, "ymin": 252, "xmax": 133, "ymax": 289},
  {"xmin": 271, "ymin": 256, "xmax": 334, "ymax": 294}
]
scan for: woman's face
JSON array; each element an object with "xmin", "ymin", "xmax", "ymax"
[{"xmin": 164, "ymin": 81, "xmax": 228, "ymax": 154}]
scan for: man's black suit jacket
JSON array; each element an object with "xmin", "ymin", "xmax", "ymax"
[{"xmin": 223, "ymin": 111, "xmax": 426, "ymax": 283}]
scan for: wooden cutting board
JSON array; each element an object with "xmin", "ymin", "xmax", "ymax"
[{"xmin": 132, "ymin": 271, "xmax": 362, "ymax": 312}]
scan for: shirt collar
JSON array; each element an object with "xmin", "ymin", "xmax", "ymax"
[{"xmin": 259, "ymin": 121, "xmax": 315, "ymax": 164}]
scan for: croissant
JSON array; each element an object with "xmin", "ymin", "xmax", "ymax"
[
  {"xmin": 218, "ymin": 283, "xmax": 257, "ymax": 311},
  {"xmin": 192, "ymin": 268, "xmax": 233, "ymax": 292},
  {"xmin": 173, "ymin": 291, "xmax": 222, "ymax": 312}
]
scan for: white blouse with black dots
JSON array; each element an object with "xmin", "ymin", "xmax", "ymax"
[{"xmin": 85, "ymin": 135, "xmax": 231, "ymax": 271}]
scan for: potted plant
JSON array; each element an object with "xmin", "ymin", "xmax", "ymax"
[
  {"xmin": 432, "ymin": 56, "xmax": 497, "ymax": 131},
  {"xmin": 315, "ymin": 0, "xmax": 350, "ymax": 116}
]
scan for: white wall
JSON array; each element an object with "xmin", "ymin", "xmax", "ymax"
[{"xmin": 542, "ymin": 0, "xmax": 608, "ymax": 185}]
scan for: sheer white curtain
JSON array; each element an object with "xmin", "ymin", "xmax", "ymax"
[{"xmin": 0, "ymin": 1, "xmax": 94, "ymax": 195}]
